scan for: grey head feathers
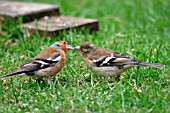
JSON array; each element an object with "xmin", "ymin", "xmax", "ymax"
[{"xmin": 49, "ymin": 42, "xmax": 62, "ymax": 49}]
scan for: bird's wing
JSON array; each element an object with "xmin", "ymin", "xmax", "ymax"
[
  {"xmin": 0, "ymin": 52, "xmax": 61, "ymax": 78},
  {"xmin": 23, "ymin": 52, "xmax": 61, "ymax": 70},
  {"xmin": 89, "ymin": 51, "xmax": 139, "ymax": 67},
  {"xmin": 0, "ymin": 60, "xmax": 43, "ymax": 78}
]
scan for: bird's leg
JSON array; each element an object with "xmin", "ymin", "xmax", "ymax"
[
  {"xmin": 57, "ymin": 72, "xmax": 60, "ymax": 76},
  {"xmin": 107, "ymin": 76, "xmax": 114, "ymax": 83},
  {"xmin": 35, "ymin": 78, "xmax": 43, "ymax": 84},
  {"xmin": 115, "ymin": 75, "xmax": 121, "ymax": 81},
  {"xmin": 47, "ymin": 76, "xmax": 51, "ymax": 85},
  {"xmin": 137, "ymin": 66, "xmax": 140, "ymax": 70},
  {"xmin": 36, "ymin": 79, "xmax": 41, "ymax": 84}
]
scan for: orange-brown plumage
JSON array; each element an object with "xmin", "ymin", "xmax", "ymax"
[{"xmin": 0, "ymin": 41, "xmax": 74, "ymax": 84}]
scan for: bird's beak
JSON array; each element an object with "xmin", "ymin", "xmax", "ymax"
[
  {"xmin": 66, "ymin": 44, "xmax": 74, "ymax": 50},
  {"xmin": 75, "ymin": 46, "xmax": 80, "ymax": 50}
]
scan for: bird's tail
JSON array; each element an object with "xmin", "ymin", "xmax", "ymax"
[
  {"xmin": 138, "ymin": 62, "xmax": 164, "ymax": 69},
  {"xmin": 0, "ymin": 70, "xmax": 26, "ymax": 78}
]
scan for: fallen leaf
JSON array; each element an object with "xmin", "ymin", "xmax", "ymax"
[
  {"xmin": 25, "ymin": 112, "xmax": 30, "ymax": 113},
  {"xmin": 0, "ymin": 17, "xmax": 5, "ymax": 22},
  {"xmin": 84, "ymin": 73, "xmax": 90, "ymax": 78},
  {"xmin": 134, "ymin": 87, "xmax": 142, "ymax": 93},
  {"xmin": 20, "ymin": 55, "xmax": 27, "ymax": 59},
  {"xmin": 6, "ymin": 86, "xmax": 9, "ymax": 91},
  {"xmin": 152, "ymin": 48, "xmax": 157, "ymax": 58},
  {"xmin": 115, "ymin": 32, "xmax": 126, "ymax": 38},
  {"xmin": 23, "ymin": 79, "xmax": 29, "ymax": 83},
  {"xmin": 5, "ymin": 39, "xmax": 15, "ymax": 45},
  {"xmin": 153, "ymin": 48, "xmax": 157, "ymax": 54},
  {"xmin": 2, "ymin": 79, "xmax": 7, "ymax": 86}
]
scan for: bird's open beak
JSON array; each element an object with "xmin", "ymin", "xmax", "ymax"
[
  {"xmin": 75, "ymin": 46, "xmax": 80, "ymax": 50},
  {"xmin": 66, "ymin": 44, "xmax": 74, "ymax": 50}
]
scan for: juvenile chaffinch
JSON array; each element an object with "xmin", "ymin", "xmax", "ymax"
[
  {"xmin": 0, "ymin": 41, "xmax": 74, "ymax": 84},
  {"xmin": 75, "ymin": 42, "xmax": 163, "ymax": 80}
]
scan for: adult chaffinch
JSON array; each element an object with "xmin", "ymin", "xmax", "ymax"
[
  {"xmin": 0, "ymin": 41, "xmax": 74, "ymax": 84},
  {"xmin": 75, "ymin": 42, "xmax": 163, "ymax": 80}
]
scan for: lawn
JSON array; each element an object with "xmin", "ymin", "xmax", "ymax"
[{"xmin": 0, "ymin": 0, "xmax": 170, "ymax": 112}]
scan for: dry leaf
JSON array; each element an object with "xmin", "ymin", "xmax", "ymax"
[
  {"xmin": 0, "ymin": 17, "xmax": 5, "ymax": 22},
  {"xmin": 6, "ymin": 86, "xmax": 9, "ymax": 91},
  {"xmin": 5, "ymin": 39, "xmax": 14, "ymax": 45},
  {"xmin": 2, "ymin": 79, "xmax": 7, "ymax": 86},
  {"xmin": 84, "ymin": 73, "xmax": 90, "ymax": 78},
  {"xmin": 152, "ymin": 48, "xmax": 157, "ymax": 54},
  {"xmin": 134, "ymin": 87, "xmax": 142, "ymax": 93},
  {"xmin": 25, "ymin": 112, "xmax": 30, "ymax": 113},
  {"xmin": 152, "ymin": 48, "xmax": 157, "ymax": 58},
  {"xmin": 115, "ymin": 32, "xmax": 126, "ymax": 38},
  {"xmin": 20, "ymin": 55, "xmax": 27, "ymax": 59}
]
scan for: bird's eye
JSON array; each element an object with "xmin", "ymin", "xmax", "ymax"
[
  {"xmin": 56, "ymin": 44, "xmax": 59, "ymax": 46},
  {"xmin": 63, "ymin": 42, "xmax": 66, "ymax": 44}
]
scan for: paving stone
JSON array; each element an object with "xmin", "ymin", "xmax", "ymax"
[
  {"xmin": 21, "ymin": 16, "xmax": 99, "ymax": 37},
  {"xmin": 0, "ymin": 1, "xmax": 60, "ymax": 22}
]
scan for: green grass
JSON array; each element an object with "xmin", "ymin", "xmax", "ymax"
[{"xmin": 0, "ymin": 0, "xmax": 170, "ymax": 112}]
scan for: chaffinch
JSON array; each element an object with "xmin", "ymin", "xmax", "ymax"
[
  {"xmin": 75, "ymin": 42, "xmax": 163, "ymax": 80},
  {"xmin": 0, "ymin": 41, "xmax": 74, "ymax": 84}
]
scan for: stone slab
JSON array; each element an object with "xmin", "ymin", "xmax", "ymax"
[
  {"xmin": 0, "ymin": 1, "xmax": 60, "ymax": 22},
  {"xmin": 21, "ymin": 16, "xmax": 99, "ymax": 36}
]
